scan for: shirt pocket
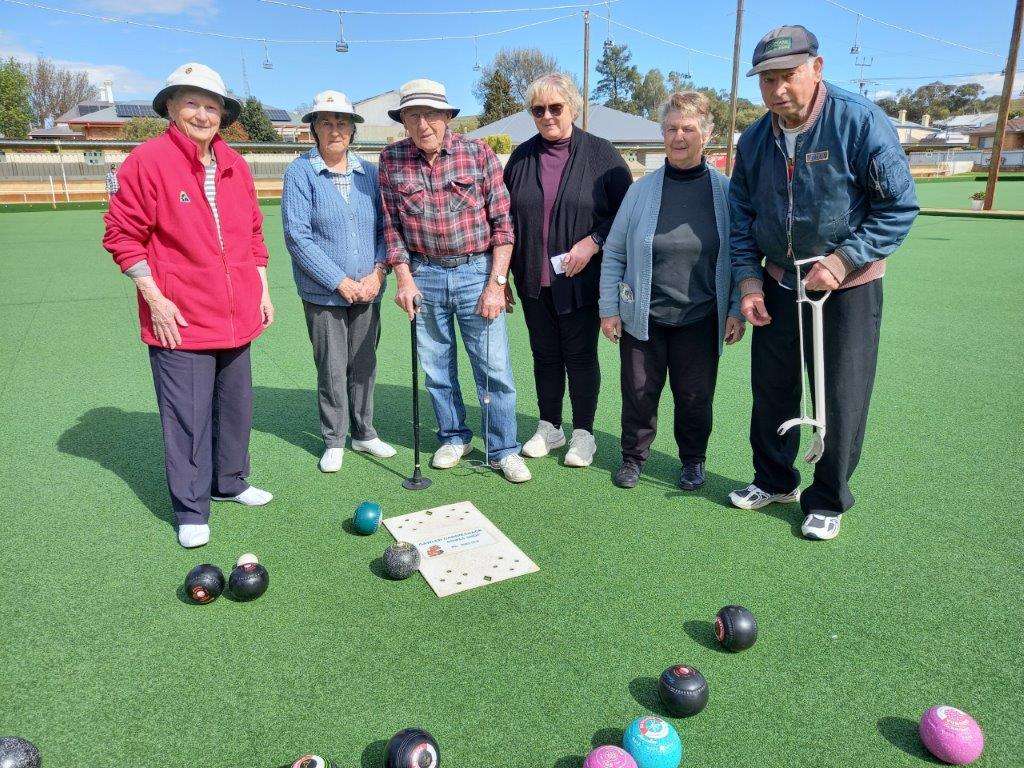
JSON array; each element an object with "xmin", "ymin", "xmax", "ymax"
[
  {"xmin": 398, "ymin": 183, "xmax": 425, "ymax": 215},
  {"xmin": 448, "ymin": 175, "xmax": 484, "ymax": 212}
]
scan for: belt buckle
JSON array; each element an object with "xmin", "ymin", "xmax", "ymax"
[{"xmin": 439, "ymin": 255, "xmax": 459, "ymax": 268}]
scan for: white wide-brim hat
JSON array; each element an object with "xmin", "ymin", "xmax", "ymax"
[
  {"xmin": 301, "ymin": 90, "xmax": 365, "ymax": 124},
  {"xmin": 387, "ymin": 78, "xmax": 460, "ymax": 122},
  {"xmin": 152, "ymin": 62, "xmax": 242, "ymax": 127}
]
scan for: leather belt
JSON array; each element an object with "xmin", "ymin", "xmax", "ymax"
[{"xmin": 412, "ymin": 253, "xmax": 485, "ymax": 269}]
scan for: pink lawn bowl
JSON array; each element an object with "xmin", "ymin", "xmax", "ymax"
[
  {"xmin": 919, "ymin": 705, "xmax": 985, "ymax": 764},
  {"xmin": 583, "ymin": 745, "xmax": 639, "ymax": 768}
]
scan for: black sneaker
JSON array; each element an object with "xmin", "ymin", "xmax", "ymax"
[
  {"xmin": 678, "ymin": 460, "xmax": 706, "ymax": 491},
  {"xmin": 613, "ymin": 460, "xmax": 642, "ymax": 488}
]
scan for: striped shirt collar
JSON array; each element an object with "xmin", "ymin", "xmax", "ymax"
[{"xmin": 308, "ymin": 145, "xmax": 364, "ymax": 176}]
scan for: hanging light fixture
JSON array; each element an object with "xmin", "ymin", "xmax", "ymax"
[
  {"xmin": 473, "ymin": 36, "xmax": 481, "ymax": 72},
  {"xmin": 850, "ymin": 15, "xmax": 862, "ymax": 54},
  {"xmin": 261, "ymin": 40, "xmax": 273, "ymax": 70},
  {"xmin": 336, "ymin": 14, "xmax": 349, "ymax": 53},
  {"xmin": 683, "ymin": 53, "xmax": 692, "ymax": 80}
]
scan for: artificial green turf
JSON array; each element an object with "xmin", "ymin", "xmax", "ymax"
[
  {"xmin": 0, "ymin": 208, "xmax": 1021, "ymax": 768},
  {"xmin": 913, "ymin": 178, "xmax": 1024, "ymax": 211}
]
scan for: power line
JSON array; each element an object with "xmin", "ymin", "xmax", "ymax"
[
  {"xmin": 589, "ymin": 13, "xmax": 731, "ymax": 61},
  {"xmin": 258, "ymin": 0, "xmax": 617, "ymax": 15},
  {"xmin": 819, "ymin": 0, "xmax": 1000, "ymax": 58},
  {"xmin": 0, "ymin": 0, "xmax": 575, "ymax": 44}
]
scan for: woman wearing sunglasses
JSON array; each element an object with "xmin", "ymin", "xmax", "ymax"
[{"xmin": 503, "ymin": 73, "xmax": 633, "ymax": 468}]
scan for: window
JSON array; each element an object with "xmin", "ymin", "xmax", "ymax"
[{"xmin": 980, "ymin": 137, "xmax": 994, "ymax": 149}]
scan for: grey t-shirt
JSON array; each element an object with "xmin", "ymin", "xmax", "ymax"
[{"xmin": 649, "ymin": 159, "xmax": 719, "ymax": 327}]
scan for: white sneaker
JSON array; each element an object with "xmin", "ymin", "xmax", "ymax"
[
  {"xmin": 178, "ymin": 524, "xmax": 210, "ymax": 548},
  {"xmin": 212, "ymin": 486, "xmax": 273, "ymax": 506},
  {"xmin": 728, "ymin": 483, "xmax": 800, "ymax": 510},
  {"xmin": 563, "ymin": 429, "xmax": 597, "ymax": 467},
  {"xmin": 491, "ymin": 453, "xmax": 532, "ymax": 483},
  {"xmin": 351, "ymin": 437, "xmax": 397, "ymax": 458},
  {"xmin": 431, "ymin": 442, "xmax": 472, "ymax": 469},
  {"xmin": 802, "ymin": 513, "xmax": 842, "ymax": 540},
  {"xmin": 319, "ymin": 447, "xmax": 344, "ymax": 472},
  {"xmin": 521, "ymin": 420, "xmax": 566, "ymax": 458}
]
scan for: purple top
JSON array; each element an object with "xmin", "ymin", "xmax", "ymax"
[{"xmin": 539, "ymin": 134, "xmax": 571, "ymax": 287}]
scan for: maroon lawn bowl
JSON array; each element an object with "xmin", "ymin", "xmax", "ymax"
[
  {"xmin": 583, "ymin": 745, "xmax": 638, "ymax": 768},
  {"xmin": 919, "ymin": 706, "xmax": 984, "ymax": 765}
]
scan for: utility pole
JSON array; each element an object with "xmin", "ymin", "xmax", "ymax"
[
  {"xmin": 853, "ymin": 56, "xmax": 875, "ymax": 96},
  {"xmin": 726, "ymin": 0, "xmax": 745, "ymax": 175},
  {"xmin": 241, "ymin": 51, "xmax": 252, "ymax": 100},
  {"xmin": 583, "ymin": 10, "xmax": 591, "ymax": 132},
  {"xmin": 984, "ymin": 0, "xmax": 1023, "ymax": 211}
]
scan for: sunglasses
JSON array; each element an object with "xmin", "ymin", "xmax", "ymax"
[{"xmin": 530, "ymin": 103, "xmax": 565, "ymax": 119}]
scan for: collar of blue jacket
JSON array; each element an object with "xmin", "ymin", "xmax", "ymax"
[{"xmin": 308, "ymin": 145, "xmax": 365, "ymax": 176}]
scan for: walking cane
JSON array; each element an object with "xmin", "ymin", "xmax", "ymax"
[
  {"xmin": 403, "ymin": 294, "xmax": 432, "ymax": 491},
  {"xmin": 777, "ymin": 255, "xmax": 831, "ymax": 464}
]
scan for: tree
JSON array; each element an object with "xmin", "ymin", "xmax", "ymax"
[
  {"xmin": 594, "ymin": 40, "xmax": 640, "ymax": 113},
  {"xmin": 239, "ymin": 97, "xmax": 280, "ymax": 142},
  {"xmin": 474, "ymin": 47, "xmax": 561, "ymax": 105},
  {"xmin": 0, "ymin": 58, "xmax": 33, "ymax": 138},
  {"xmin": 121, "ymin": 117, "xmax": 167, "ymax": 141},
  {"xmin": 24, "ymin": 57, "xmax": 97, "ymax": 127},
  {"xmin": 874, "ymin": 80, "xmax": 997, "ymax": 122},
  {"xmin": 667, "ymin": 70, "xmax": 694, "ymax": 94},
  {"xmin": 479, "ymin": 69, "xmax": 519, "ymax": 125},
  {"xmin": 219, "ymin": 121, "xmax": 250, "ymax": 142},
  {"xmin": 632, "ymin": 68, "xmax": 668, "ymax": 120}
]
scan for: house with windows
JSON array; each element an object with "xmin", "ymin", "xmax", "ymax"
[{"xmin": 968, "ymin": 118, "xmax": 1024, "ymax": 150}]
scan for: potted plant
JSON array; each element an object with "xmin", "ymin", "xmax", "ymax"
[{"xmin": 970, "ymin": 191, "xmax": 985, "ymax": 211}]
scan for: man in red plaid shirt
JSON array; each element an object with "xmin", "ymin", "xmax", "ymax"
[{"xmin": 379, "ymin": 78, "xmax": 531, "ymax": 483}]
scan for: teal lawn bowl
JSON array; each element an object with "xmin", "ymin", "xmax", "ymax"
[{"xmin": 352, "ymin": 501, "xmax": 382, "ymax": 535}]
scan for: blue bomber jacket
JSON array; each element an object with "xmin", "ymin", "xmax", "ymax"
[{"xmin": 729, "ymin": 81, "xmax": 919, "ymax": 291}]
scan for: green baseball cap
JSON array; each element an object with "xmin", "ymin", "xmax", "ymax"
[{"xmin": 747, "ymin": 25, "xmax": 820, "ymax": 76}]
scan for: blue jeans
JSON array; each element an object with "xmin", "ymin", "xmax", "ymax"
[{"xmin": 411, "ymin": 254, "xmax": 520, "ymax": 461}]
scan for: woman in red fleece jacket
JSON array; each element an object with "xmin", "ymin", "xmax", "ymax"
[{"xmin": 103, "ymin": 63, "xmax": 275, "ymax": 548}]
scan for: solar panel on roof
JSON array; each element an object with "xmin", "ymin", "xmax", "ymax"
[
  {"xmin": 115, "ymin": 103, "xmax": 159, "ymax": 119},
  {"xmin": 80, "ymin": 105, "xmax": 102, "ymax": 116},
  {"xmin": 263, "ymin": 108, "xmax": 290, "ymax": 122}
]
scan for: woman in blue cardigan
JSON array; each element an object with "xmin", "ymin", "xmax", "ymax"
[
  {"xmin": 282, "ymin": 91, "xmax": 395, "ymax": 473},
  {"xmin": 599, "ymin": 91, "xmax": 745, "ymax": 491}
]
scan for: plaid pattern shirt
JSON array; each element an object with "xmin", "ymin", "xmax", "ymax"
[{"xmin": 379, "ymin": 130, "xmax": 513, "ymax": 265}]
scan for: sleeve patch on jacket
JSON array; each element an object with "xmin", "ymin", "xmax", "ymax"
[{"xmin": 869, "ymin": 146, "xmax": 912, "ymax": 201}]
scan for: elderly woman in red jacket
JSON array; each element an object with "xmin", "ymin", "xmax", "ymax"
[{"xmin": 103, "ymin": 63, "xmax": 274, "ymax": 548}]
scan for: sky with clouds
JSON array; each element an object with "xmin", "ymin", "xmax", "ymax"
[{"xmin": 0, "ymin": 0, "xmax": 1018, "ymax": 114}]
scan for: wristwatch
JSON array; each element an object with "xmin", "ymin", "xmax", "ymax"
[
  {"xmin": 590, "ymin": 232, "xmax": 606, "ymax": 248},
  {"xmin": 492, "ymin": 274, "xmax": 508, "ymax": 286}
]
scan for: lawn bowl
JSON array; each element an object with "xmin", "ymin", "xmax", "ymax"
[{"xmin": 919, "ymin": 706, "xmax": 984, "ymax": 765}]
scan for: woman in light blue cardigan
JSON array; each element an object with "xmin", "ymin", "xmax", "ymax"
[
  {"xmin": 599, "ymin": 92, "xmax": 745, "ymax": 492},
  {"xmin": 282, "ymin": 91, "xmax": 395, "ymax": 473}
]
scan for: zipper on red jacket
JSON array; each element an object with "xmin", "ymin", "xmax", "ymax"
[{"xmin": 198, "ymin": 159, "xmax": 237, "ymax": 347}]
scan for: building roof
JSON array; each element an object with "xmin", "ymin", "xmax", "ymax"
[
  {"xmin": 28, "ymin": 124, "xmax": 85, "ymax": 139},
  {"xmin": 968, "ymin": 117, "xmax": 1024, "ymax": 136},
  {"xmin": 58, "ymin": 99, "xmax": 302, "ymax": 127},
  {"xmin": 917, "ymin": 130, "xmax": 971, "ymax": 146},
  {"xmin": 467, "ymin": 103, "xmax": 664, "ymax": 144},
  {"xmin": 887, "ymin": 115, "xmax": 935, "ymax": 130},
  {"xmin": 934, "ymin": 112, "xmax": 998, "ymax": 129}
]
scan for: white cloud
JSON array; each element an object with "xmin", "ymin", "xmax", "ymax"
[
  {"xmin": 0, "ymin": 36, "xmax": 163, "ymax": 98},
  {"xmin": 949, "ymin": 70, "xmax": 1023, "ymax": 97},
  {"xmin": 82, "ymin": 0, "xmax": 218, "ymax": 18},
  {"xmin": 873, "ymin": 89, "xmax": 895, "ymax": 100}
]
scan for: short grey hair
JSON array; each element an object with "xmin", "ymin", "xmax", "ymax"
[
  {"xmin": 659, "ymin": 91, "xmax": 714, "ymax": 136},
  {"xmin": 526, "ymin": 73, "xmax": 583, "ymax": 119}
]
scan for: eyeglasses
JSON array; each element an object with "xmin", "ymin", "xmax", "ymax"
[
  {"xmin": 530, "ymin": 103, "xmax": 565, "ymax": 119},
  {"xmin": 403, "ymin": 109, "xmax": 446, "ymax": 124}
]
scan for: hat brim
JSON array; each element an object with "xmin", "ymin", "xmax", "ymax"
[
  {"xmin": 388, "ymin": 99, "xmax": 460, "ymax": 123},
  {"xmin": 746, "ymin": 53, "xmax": 814, "ymax": 77},
  {"xmin": 301, "ymin": 109, "xmax": 365, "ymax": 124},
  {"xmin": 152, "ymin": 85, "xmax": 242, "ymax": 128}
]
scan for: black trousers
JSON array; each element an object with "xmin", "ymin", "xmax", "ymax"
[
  {"xmin": 149, "ymin": 345, "xmax": 253, "ymax": 527},
  {"xmin": 620, "ymin": 312, "xmax": 719, "ymax": 465},
  {"xmin": 520, "ymin": 289, "xmax": 600, "ymax": 432},
  {"xmin": 750, "ymin": 273, "xmax": 883, "ymax": 516}
]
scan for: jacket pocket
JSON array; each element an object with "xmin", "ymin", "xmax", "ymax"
[
  {"xmin": 398, "ymin": 184, "xmax": 425, "ymax": 215},
  {"xmin": 448, "ymin": 176, "xmax": 483, "ymax": 212},
  {"xmin": 869, "ymin": 146, "xmax": 912, "ymax": 201}
]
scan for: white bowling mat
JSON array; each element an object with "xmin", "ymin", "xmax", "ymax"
[{"xmin": 382, "ymin": 501, "xmax": 539, "ymax": 597}]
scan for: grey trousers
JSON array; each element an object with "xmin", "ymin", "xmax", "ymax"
[
  {"xmin": 302, "ymin": 300, "xmax": 381, "ymax": 448},
  {"xmin": 149, "ymin": 344, "xmax": 252, "ymax": 527}
]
